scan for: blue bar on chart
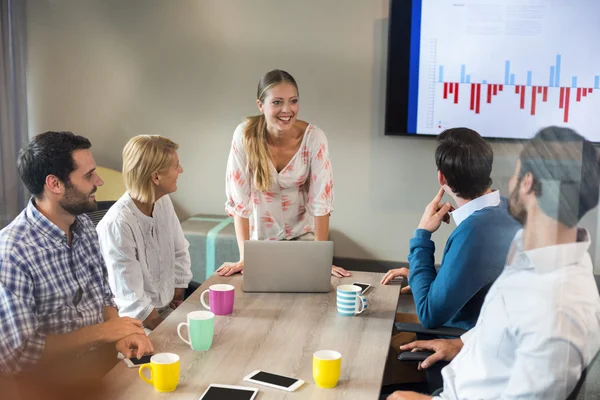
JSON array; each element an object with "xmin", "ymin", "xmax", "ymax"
[
  {"xmin": 527, "ymin": 71, "xmax": 532, "ymax": 86},
  {"xmin": 466, "ymin": 75, "xmax": 471, "ymax": 83},
  {"xmin": 482, "ymin": 80, "xmax": 487, "ymax": 84},
  {"xmin": 572, "ymin": 76, "xmax": 577, "ymax": 88},
  {"xmin": 438, "ymin": 66, "xmax": 444, "ymax": 83},
  {"xmin": 555, "ymin": 54, "xmax": 562, "ymax": 87},
  {"xmin": 510, "ymin": 74, "xmax": 515, "ymax": 85},
  {"xmin": 460, "ymin": 65, "xmax": 466, "ymax": 83},
  {"xmin": 504, "ymin": 61, "xmax": 510, "ymax": 85},
  {"xmin": 595, "ymin": 76, "xmax": 599, "ymax": 89},
  {"xmin": 549, "ymin": 66, "xmax": 555, "ymax": 87}
]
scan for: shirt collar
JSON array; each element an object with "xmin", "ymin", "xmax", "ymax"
[
  {"xmin": 26, "ymin": 198, "xmax": 84, "ymax": 246},
  {"xmin": 450, "ymin": 190, "xmax": 501, "ymax": 226},
  {"xmin": 509, "ymin": 228, "xmax": 591, "ymax": 273}
]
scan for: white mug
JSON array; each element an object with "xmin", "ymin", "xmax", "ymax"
[{"xmin": 336, "ymin": 284, "xmax": 368, "ymax": 316}]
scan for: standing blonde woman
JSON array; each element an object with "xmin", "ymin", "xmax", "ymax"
[
  {"xmin": 97, "ymin": 135, "xmax": 192, "ymax": 332},
  {"xmin": 218, "ymin": 69, "xmax": 350, "ymax": 278}
]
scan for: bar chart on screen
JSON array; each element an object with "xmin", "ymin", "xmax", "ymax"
[
  {"xmin": 438, "ymin": 55, "xmax": 599, "ymax": 123},
  {"xmin": 414, "ymin": 0, "xmax": 600, "ymax": 140}
]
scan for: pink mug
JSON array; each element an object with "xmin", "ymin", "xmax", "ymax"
[{"xmin": 201, "ymin": 284, "xmax": 235, "ymax": 315}]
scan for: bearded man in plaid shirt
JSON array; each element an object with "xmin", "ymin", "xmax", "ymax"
[{"xmin": 0, "ymin": 131, "xmax": 154, "ymax": 374}]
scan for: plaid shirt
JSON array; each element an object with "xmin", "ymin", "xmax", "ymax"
[{"xmin": 0, "ymin": 200, "xmax": 116, "ymax": 373}]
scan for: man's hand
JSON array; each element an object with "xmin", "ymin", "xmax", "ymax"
[
  {"xmin": 99, "ymin": 317, "xmax": 145, "ymax": 343},
  {"xmin": 115, "ymin": 334, "xmax": 154, "ymax": 359},
  {"xmin": 332, "ymin": 265, "xmax": 351, "ymax": 278},
  {"xmin": 381, "ymin": 268, "xmax": 411, "ymax": 294},
  {"xmin": 170, "ymin": 288, "xmax": 186, "ymax": 309},
  {"xmin": 387, "ymin": 391, "xmax": 433, "ymax": 400},
  {"xmin": 400, "ymin": 338, "xmax": 464, "ymax": 369},
  {"xmin": 417, "ymin": 188, "xmax": 454, "ymax": 233},
  {"xmin": 217, "ymin": 260, "xmax": 244, "ymax": 276}
]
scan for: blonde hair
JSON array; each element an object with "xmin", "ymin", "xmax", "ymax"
[
  {"xmin": 244, "ymin": 69, "xmax": 299, "ymax": 192},
  {"xmin": 122, "ymin": 135, "xmax": 179, "ymax": 204}
]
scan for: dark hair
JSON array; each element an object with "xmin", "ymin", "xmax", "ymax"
[
  {"xmin": 518, "ymin": 126, "xmax": 600, "ymax": 227},
  {"xmin": 17, "ymin": 131, "xmax": 92, "ymax": 197},
  {"xmin": 435, "ymin": 127, "xmax": 493, "ymax": 199}
]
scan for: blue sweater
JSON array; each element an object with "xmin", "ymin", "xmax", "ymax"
[{"xmin": 407, "ymin": 197, "xmax": 520, "ymax": 331}]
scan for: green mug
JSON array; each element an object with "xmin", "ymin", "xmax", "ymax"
[{"xmin": 177, "ymin": 311, "xmax": 214, "ymax": 351}]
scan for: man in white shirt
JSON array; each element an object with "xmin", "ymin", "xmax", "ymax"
[{"xmin": 388, "ymin": 126, "xmax": 600, "ymax": 400}]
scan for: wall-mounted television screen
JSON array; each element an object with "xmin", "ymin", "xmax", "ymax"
[{"xmin": 385, "ymin": 0, "xmax": 600, "ymax": 141}]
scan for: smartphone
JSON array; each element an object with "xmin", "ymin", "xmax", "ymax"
[
  {"xmin": 353, "ymin": 282, "xmax": 372, "ymax": 294},
  {"xmin": 199, "ymin": 384, "xmax": 258, "ymax": 400},
  {"xmin": 243, "ymin": 370, "xmax": 305, "ymax": 392},
  {"xmin": 122, "ymin": 354, "xmax": 153, "ymax": 368}
]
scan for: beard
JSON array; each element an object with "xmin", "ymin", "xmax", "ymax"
[
  {"xmin": 60, "ymin": 184, "xmax": 98, "ymax": 216},
  {"xmin": 508, "ymin": 178, "xmax": 527, "ymax": 226}
]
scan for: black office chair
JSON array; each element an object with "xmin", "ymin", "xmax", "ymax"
[
  {"xmin": 567, "ymin": 348, "xmax": 600, "ymax": 400},
  {"xmin": 395, "ymin": 322, "xmax": 466, "ymax": 360},
  {"xmin": 84, "ymin": 200, "xmax": 116, "ymax": 227},
  {"xmin": 394, "ymin": 322, "xmax": 466, "ymax": 392}
]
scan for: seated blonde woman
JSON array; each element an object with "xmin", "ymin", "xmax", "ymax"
[{"xmin": 96, "ymin": 135, "xmax": 192, "ymax": 332}]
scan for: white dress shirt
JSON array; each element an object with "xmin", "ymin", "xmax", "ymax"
[
  {"xmin": 96, "ymin": 193, "xmax": 192, "ymax": 321},
  {"xmin": 436, "ymin": 228, "xmax": 600, "ymax": 400},
  {"xmin": 449, "ymin": 190, "xmax": 501, "ymax": 226}
]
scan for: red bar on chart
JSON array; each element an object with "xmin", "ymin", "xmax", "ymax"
[
  {"xmin": 564, "ymin": 87, "xmax": 571, "ymax": 122},
  {"xmin": 537, "ymin": 87, "xmax": 542, "ymax": 94},
  {"xmin": 443, "ymin": 82, "xmax": 448, "ymax": 99},
  {"xmin": 531, "ymin": 86, "xmax": 537, "ymax": 115},
  {"xmin": 449, "ymin": 83, "xmax": 454, "ymax": 94},
  {"xmin": 454, "ymin": 83, "xmax": 459, "ymax": 104},
  {"xmin": 499, "ymin": 84, "xmax": 503, "ymax": 91},
  {"xmin": 559, "ymin": 87, "xmax": 565, "ymax": 109},
  {"xmin": 487, "ymin": 84, "xmax": 492, "ymax": 103},
  {"xmin": 583, "ymin": 88, "xmax": 588, "ymax": 97},
  {"xmin": 590, "ymin": 88, "xmax": 594, "ymax": 94},
  {"xmin": 543, "ymin": 86, "xmax": 548, "ymax": 102},
  {"xmin": 520, "ymin": 86, "xmax": 526, "ymax": 109},
  {"xmin": 475, "ymin": 84, "xmax": 481, "ymax": 114},
  {"xmin": 515, "ymin": 85, "xmax": 520, "ymax": 94},
  {"xmin": 493, "ymin": 84, "xmax": 498, "ymax": 95},
  {"xmin": 470, "ymin": 83, "xmax": 476, "ymax": 110},
  {"xmin": 577, "ymin": 88, "xmax": 582, "ymax": 102}
]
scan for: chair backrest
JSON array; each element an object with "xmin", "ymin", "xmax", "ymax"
[
  {"xmin": 84, "ymin": 201, "xmax": 116, "ymax": 227},
  {"xmin": 567, "ymin": 349, "xmax": 600, "ymax": 400}
]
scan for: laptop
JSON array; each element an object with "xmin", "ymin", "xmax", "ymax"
[{"xmin": 242, "ymin": 240, "xmax": 333, "ymax": 293}]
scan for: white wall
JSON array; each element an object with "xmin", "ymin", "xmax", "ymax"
[{"xmin": 25, "ymin": 0, "xmax": 598, "ymax": 265}]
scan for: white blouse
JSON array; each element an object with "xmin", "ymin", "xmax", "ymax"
[
  {"xmin": 225, "ymin": 122, "xmax": 334, "ymax": 240},
  {"xmin": 96, "ymin": 193, "xmax": 192, "ymax": 321}
]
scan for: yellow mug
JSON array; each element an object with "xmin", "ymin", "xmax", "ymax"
[
  {"xmin": 313, "ymin": 350, "xmax": 342, "ymax": 389},
  {"xmin": 139, "ymin": 353, "xmax": 180, "ymax": 392}
]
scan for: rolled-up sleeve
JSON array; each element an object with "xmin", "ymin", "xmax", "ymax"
[
  {"xmin": 225, "ymin": 124, "xmax": 252, "ymax": 218},
  {"xmin": 165, "ymin": 196, "xmax": 192, "ymax": 288},
  {"xmin": 0, "ymin": 257, "xmax": 46, "ymax": 374},
  {"xmin": 307, "ymin": 127, "xmax": 334, "ymax": 216},
  {"xmin": 96, "ymin": 220, "xmax": 154, "ymax": 321}
]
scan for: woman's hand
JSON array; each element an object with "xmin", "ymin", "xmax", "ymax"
[
  {"xmin": 216, "ymin": 260, "xmax": 244, "ymax": 276},
  {"xmin": 332, "ymin": 265, "xmax": 351, "ymax": 278}
]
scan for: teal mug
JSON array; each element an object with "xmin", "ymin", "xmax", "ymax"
[{"xmin": 177, "ymin": 311, "xmax": 214, "ymax": 351}]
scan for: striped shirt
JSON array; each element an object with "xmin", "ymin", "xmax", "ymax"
[{"xmin": 0, "ymin": 199, "xmax": 116, "ymax": 373}]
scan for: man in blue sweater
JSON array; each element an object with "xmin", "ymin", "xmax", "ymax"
[{"xmin": 382, "ymin": 128, "xmax": 520, "ymax": 330}]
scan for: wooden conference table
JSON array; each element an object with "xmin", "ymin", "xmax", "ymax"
[{"xmin": 102, "ymin": 271, "xmax": 406, "ymax": 399}]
